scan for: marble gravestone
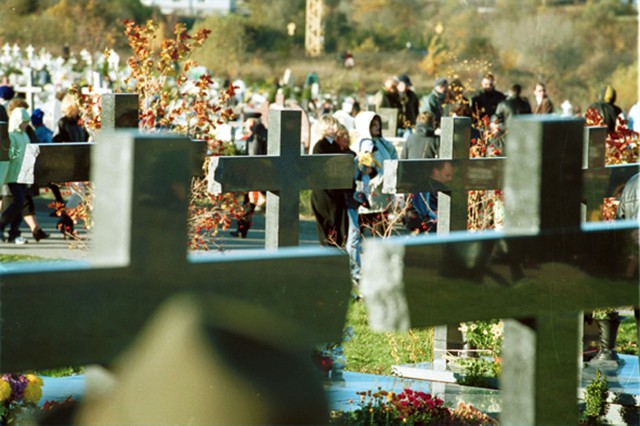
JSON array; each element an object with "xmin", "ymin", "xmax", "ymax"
[{"xmin": 362, "ymin": 116, "xmax": 639, "ymax": 425}]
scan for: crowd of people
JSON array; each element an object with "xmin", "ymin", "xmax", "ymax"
[{"xmin": 0, "ymin": 85, "xmax": 90, "ymax": 245}]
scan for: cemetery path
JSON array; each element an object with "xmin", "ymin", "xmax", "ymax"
[{"xmin": 1, "ymin": 198, "xmax": 322, "ymax": 261}]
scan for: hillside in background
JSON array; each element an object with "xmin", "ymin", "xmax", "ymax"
[{"xmin": 0, "ymin": 0, "xmax": 637, "ymax": 111}]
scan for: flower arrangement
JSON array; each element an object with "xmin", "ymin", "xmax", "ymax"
[
  {"xmin": 330, "ymin": 387, "xmax": 497, "ymax": 425},
  {"xmin": 451, "ymin": 321, "xmax": 504, "ymax": 388},
  {"xmin": 312, "ymin": 326, "xmax": 353, "ymax": 380},
  {"xmin": 0, "ymin": 374, "xmax": 44, "ymax": 423}
]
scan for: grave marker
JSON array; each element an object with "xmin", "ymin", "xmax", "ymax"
[
  {"xmin": 0, "ymin": 129, "xmax": 352, "ymax": 372},
  {"xmin": 362, "ymin": 116, "xmax": 639, "ymax": 425},
  {"xmin": 383, "ymin": 116, "xmax": 505, "ymax": 366},
  {"xmin": 209, "ymin": 108, "xmax": 354, "ymax": 248}
]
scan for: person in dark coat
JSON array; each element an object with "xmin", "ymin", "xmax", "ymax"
[
  {"xmin": 53, "ymin": 94, "xmax": 90, "ymax": 142},
  {"xmin": 402, "ymin": 112, "xmax": 439, "ymax": 160},
  {"xmin": 395, "ymin": 74, "xmax": 420, "ymax": 135},
  {"xmin": 310, "ymin": 115, "xmax": 348, "ymax": 246},
  {"xmin": 590, "ymin": 84, "xmax": 623, "ymax": 132},
  {"xmin": 420, "ymin": 78, "xmax": 448, "ymax": 129},
  {"xmin": 373, "ymin": 76, "xmax": 400, "ymax": 112},
  {"xmin": 230, "ymin": 113, "xmax": 268, "ymax": 238},
  {"xmin": 495, "ymin": 83, "xmax": 532, "ymax": 125},
  {"xmin": 471, "ymin": 73, "xmax": 506, "ymax": 121}
]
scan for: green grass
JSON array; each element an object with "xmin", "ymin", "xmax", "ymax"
[
  {"xmin": 344, "ymin": 299, "xmax": 433, "ymax": 375},
  {"xmin": 617, "ymin": 317, "xmax": 639, "ymax": 355},
  {"xmin": 0, "ymin": 254, "xmax": 45, "ymax": 263}
]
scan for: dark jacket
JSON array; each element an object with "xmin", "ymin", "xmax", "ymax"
[
  {"xmin": 397, "ymin": 90, "xmax": 420, "ymax": 129},
  {"xmin": 496, "ymin": 96, "xmax": 532, "ymax": 124},
  {"xmin": 53, "ymin": 116, "xmax": 90, "ymax": 142},
  {"xmin": 402, "ymin": 123, "xmax": 439, "ymax": 160},
  {"xmin": 246, "ymin": 122, "xmax": 268, "ymax": 156},
  {"xmin": 590, "ymin": 86, "xmax": 622, "ymax": 132},
  {"xmin": 310, "ymin": 137, "xmax": 348, "ymax": 246},
  {"xmin": 420, "ymin": 90, "xmax": 446, "ymax": 129},
  {"xmin": 472, "ymin": 89, "xmax": 506, "ymax": 119}
]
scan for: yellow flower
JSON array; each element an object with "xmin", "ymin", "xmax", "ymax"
[
  {"xmin": 0, "ymin": 380, "xmax": 11, "ymax": 401},
  {"xmin": 23, "ymin": 375, "xmax": 44, "ymax": 403}
]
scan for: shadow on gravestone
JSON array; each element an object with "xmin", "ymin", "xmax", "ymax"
[{"xmin": 41, "ymin": 294, "xmax": 329, "ymax": 425}]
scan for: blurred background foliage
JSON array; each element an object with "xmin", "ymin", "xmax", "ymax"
[{"xmin": 0, "ymin": 0, "xmax": 637, "ymax": 110}]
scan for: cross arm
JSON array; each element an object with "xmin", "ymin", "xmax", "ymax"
[
  {"xmin": 361, "ymin": 222, "xmax": 639, "ymax": 331},
  {"xmin": 208, "ymin": 154, "xmax": 354, "ymax": 193}
]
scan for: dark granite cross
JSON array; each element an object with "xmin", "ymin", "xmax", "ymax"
[
  {"xmin": 362, "ymin": 116, "xmax": 639, "ymax": 425},
  {"xmin": 208, "ymin": 108, "xmax": 354, "ymax": 248},
  {"xmin": 383, "ymin": 116, "xmax": 505, "ymax": 366},
  {"xmin": 0, "ymin": 129, "xmax": 351, "ymax": 372},
  {"xmin": 31, "ymin": 93, "xmax": 208, "ymax": 184}
]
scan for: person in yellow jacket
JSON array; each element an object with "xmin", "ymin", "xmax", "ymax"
[{"xmin": 0, "ymin": 107, "xmax": 32, "ymax": 244}]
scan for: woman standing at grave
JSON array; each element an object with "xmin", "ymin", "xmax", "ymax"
[
  {"xmin": 2, "ymin": 99, "xmax": 49, "ymax": 241},
  {"xmin": 310, "ymin": 115, "xmax": 348, "ymax": 246},
  {"xmin": 0, "ymin": 107, "xmax": 33, "ymax": 244},
  {"xmin": 352, "ymin": 111, "xmax": 399, "ymax": 236},
  {"xmin": 53, "ymin": 94, "xmax": 90, "ymax": 143}
]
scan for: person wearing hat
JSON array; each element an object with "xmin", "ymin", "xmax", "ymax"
[
  {"xmin": 420, "ymin": 78, "xmax": 448, "ymax": 129},
  {"xmin": 31, "ymin": 108, "xmax": 53, "ymax": 143},
  {"xmin": 589, "ymin": 84, "xmax": 622, "ymax": 132},
  {"xmin": 395, "ymin": 74, "xmax": 420, "ymax": 137}
]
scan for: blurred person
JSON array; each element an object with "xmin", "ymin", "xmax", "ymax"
[
  {"xmin": 353, "ymin": 111, "xmax": 398, "ymax": 236},
  {"xmin": 496, "ymin": 83, "xmax": 532, "ymax": 125},
  {"xmin": 310, "ymin": 115, "xmax": 348, "ymax": 246},
  {"xmin": 532, "ymin": 82, "xmax": 554, "ymax": 115},
  {"xmin": 230, "ymin": 113, "xmax": 268, "ymax": 239},
  {"xmin": 395, "ymin": 74, "xmax": 420, "ymax": 136},
  {"xmin": 373, "ymin": 76, "xmax": 399, "ymax": 112},
  {"xmin": 4, "ymin": 99, "xmax": 49, "ymax": 241},
  {"xmin": 589, "ymin": 84, "xmax": 623, "ymax": 132},
  {"xmin": 627, "ymin": 100, "xmax": 640, "ymax": 132},
  {"xmin": 53, "ymin": 94, "xmax": 90, "ymax": 142},
  {"xmin": 404, "ymin": 161, "xmax": 454, "ymax": 234},
  {"xmin": 0, "ymin": 108, "xmax": 32, "ymax": 244},
  {"xmin": 31, "ymin": 108, "xmax": 53, "ymax": 143},
  {"xmin": 402, "ymin": 112, "xmax": 439, "ymax": 160},
  {"xmin": 420, "ymin": 78, "xmax": 448, "ymax": 129},
  {"xmin": 471, "ymin": 73, "xmax": 505, "ymax": 120}
]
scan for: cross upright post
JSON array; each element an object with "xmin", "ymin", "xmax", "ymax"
[
  {"xmin": 0, "ymin": 129, "xmax": 352, "ymax": 372},
  {"xmin": 209, "ymin": 108, "xmax": 354, "ymax": 248},
  {"xmin": 362, "ymin": 115, "xmax": 639, "ymax": 425}
]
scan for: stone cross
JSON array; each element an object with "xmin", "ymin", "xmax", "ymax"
[
  {"xmin": 0, "ymin": 129, "xmax": 352, "ymax": 372},
  {"xmin": 208, "ymin": 108, "xmax": 354, "ymax": 248},
  {"xmin": 582, "ymin": 126, "xmax": 640, "ymax": 221},
  {"xmin": 15, "ymin": 67, "xmax": 42, "ymax": 114},
  {"xmin": 383, "ymin": 116, "xmax": 505, "ymax": 366},
  {"xmin": 361, "ymin": 116, "xmax": 639, "ymax": 425}
]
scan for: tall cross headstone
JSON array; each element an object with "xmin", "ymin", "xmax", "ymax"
[
  {"xmin": 0, "ymin": 129, "xmax": 352, "ymax": 372},
  {"xmin": 209, "ymin": 108, "xmax": 354, "ymax": 248},
  {"xmin": 15, "ymin": 67, "xmax": 42, "ymax": 114},
  {"xmin": 383, "ymin": 116, "xmax": 505, "ymax": 366},
  {"xmin": 362, "ymin": 116, "xmax": 639, "ymax": 425}
]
